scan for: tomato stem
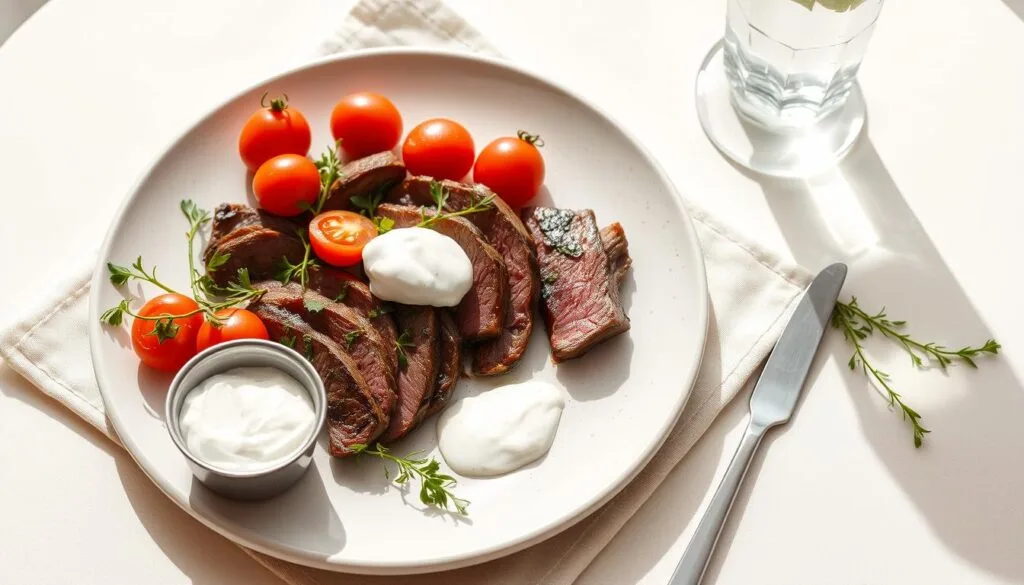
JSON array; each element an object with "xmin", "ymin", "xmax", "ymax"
[
  {"xmin": 260, "ymin": 91, "xmax": 290, "ymax": 112},
  {"xmin": 517, "ymin": 130, "xmax": 544, "ymax": 147}
]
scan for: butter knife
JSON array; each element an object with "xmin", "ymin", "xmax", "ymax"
[{"xmin": 669, "ymin": 262, "xmax": 847, "ymax": 585}]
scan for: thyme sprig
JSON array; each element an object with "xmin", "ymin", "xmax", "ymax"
[
  {"xmin": 102, "ymin": 200, "xmax": 265, "ymax": 331},
  {"xmin": 351, "ymin": 443, "xmax": 469, "ymax": 515},
  {"xmin": 831, "ymin": 297, "xmax": 1000, "ymax": 447},
  {"xmin": 418, "ymin": 181, "xmax": 495, "ymax": 229}
]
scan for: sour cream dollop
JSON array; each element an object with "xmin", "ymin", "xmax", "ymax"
[
  {"xmin": 362, "ymin": 227, "xmax": 473, "ymax": 307},
  {"xmin": 437, "ymin": 381, "xmax": 565, "ymax": 477},
  {"xmin": 179, "ymin": 367, "xmax": 317, "ymax": 471}
]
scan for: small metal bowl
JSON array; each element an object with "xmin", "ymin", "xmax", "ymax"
[{"xmin": 165, "ymin": 338, "xmax": 326, "ymax": 500}]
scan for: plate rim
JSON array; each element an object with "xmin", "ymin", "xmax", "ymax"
[{"xmin": 88, "ymin": 46, "xmax": 709, "ymax": 575}]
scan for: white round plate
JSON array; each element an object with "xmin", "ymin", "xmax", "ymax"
[{"xmin": 90, "ymin": 48, "xmax": 708, "ymax": 575}]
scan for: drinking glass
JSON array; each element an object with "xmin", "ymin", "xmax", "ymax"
[{"xmin": 695, "ymin": 0, "xmax": 884, "ymax": 177}]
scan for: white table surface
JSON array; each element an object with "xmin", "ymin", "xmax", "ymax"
[{"xmin": 2, "ymin": 0, "xmax": 1023, "ymax": 583}]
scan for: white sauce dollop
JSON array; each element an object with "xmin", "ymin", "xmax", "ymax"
[
  {"xmin": 362, "ymin": 227, "xmax": 473, "ymax": 307},
  {"xmin": 437, "ymin": 381, "xmax": 565, "ymax": 477},
  {"xmin": 179, "ymin": 367, "xmax": 317, "ymax": 471}
]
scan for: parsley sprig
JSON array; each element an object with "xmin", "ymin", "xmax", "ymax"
[
  {"xmin": 832, "ymin": 297, "xmax": 1000, "ymax": 447},
  {"xmin": 101, "ymin": 200, "xmax": 265, "ymax": 332},
  {"xmin": 351, "ymin": 443, "xmax": 469, "ymax": 515}
]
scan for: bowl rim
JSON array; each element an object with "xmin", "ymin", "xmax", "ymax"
[{"xmin": 164, "ymin": 338, "xmax": 328, "ymax": 479}]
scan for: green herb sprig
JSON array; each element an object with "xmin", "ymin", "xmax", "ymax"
[
  {"xmin": 832, "ymin": 297, "xmax": 1000, "ymax": 447},
  {"xmin": 101, "ymin": 200, "xmax": 265, "ymax": 331},
  {"xmin": 275, "ymin": 229, "xmax": 318, "ymax": 290},
  {"xmin": 351, "ymin": 443, "xmax": 469, "ymax": 515},
  {"xmin": 395, "ymin": 329, "xmax": 415, "ymax": 368},
  {"xmin": 418, "ymin": 181, "xmax": 495, "ymax": 229}
]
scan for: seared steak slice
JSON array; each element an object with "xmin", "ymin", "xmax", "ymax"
[
  {"xmin": 251, "ymin": 303, "xmax": 386, "ymax": 456},
  {"xmin": 427, "ymin": 310, "xmax": 461, "ymax": 418},
  {"xmin": 522, "ymin": 207, "xmax": 630, "ymax": 362},
  {"xmin": 381, "ymin": 305, "xmax": 440, "ymax": 443},
  {"xmin": 305, "ymin": 265, "xmax": 398, "ymax": 372},
  {"xmin": 389, "ymin": 177, "xmax": 539, "ymax": 375},
  {"xmin": 376, "ymin": 203, "xmax": 509, "ymax": 341},
  {"xmin": 256, "ymin": 282, "xmax": 397, "ymax": 424},
  {"xmin": 322, "ymin": 151, "xmax": 407, "ymax": 212},
  {"xmin": 205, "ymin": 203, "xmax": 300, "ymax": 261},
  {"xmin": 205, "ymin": 228, "xmax": 305, "ymax": 287},
  {"xmin": 601, "ymin": 222, "xmax": 631, "ymax": 287}
]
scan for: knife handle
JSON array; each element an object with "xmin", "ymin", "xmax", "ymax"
[{"xmin": 668, "ymin": 421, "xmax": 766, "ymax": 585}]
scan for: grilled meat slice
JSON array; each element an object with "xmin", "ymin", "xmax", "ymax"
[{"xmin": 380, "ymin": 305, "xmax": 440, "ymax": 443}]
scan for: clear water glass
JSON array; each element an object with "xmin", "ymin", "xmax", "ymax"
[{"xmin": 695, "ymin": 0, "xmax": 885, "ymax": 177}]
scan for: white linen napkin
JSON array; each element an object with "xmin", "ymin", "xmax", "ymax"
[{"xmin": 0, "ymin": 0, "xmax": 813, "ymax": 583}]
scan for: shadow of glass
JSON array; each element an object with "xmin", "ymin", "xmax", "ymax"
[
  {"xmin": 1002, "ymin": 0, "xmax": 1024, "ymax": 21},
  {"xmin": 751, "ymin": 134, "xmax": 1024, "ymax": 581}
]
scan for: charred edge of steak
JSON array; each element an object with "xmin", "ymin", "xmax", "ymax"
[
  {"xmin": 376, "ymin": 203, "xmax": 509, "ymax": 342},
  {"xmin": 256, "ymin": 282, "xmax": 397, "ymax": 424},
  {"xmin": 205, "ymin": 228, "xmax": 305, "ymax": 287},
  {"xmin": 600, "ymin": 222, "xmax": 632, "ymax": 287},
  {"xmin": 522, "ymin": 207, "xmax": 630, "ymax": 362},
  {"xmin": 251, "ymin": 303, "xmax": 387, "ymax": 456},
  {"xmin": 380, "ymin": 305, "xmax": 440, "ymax": 443},
  {"xmin": 322, "ymin": 151, "xmax": 408, "ymax": 212},
  {"xmin": 304, "ymin": 265, "xmax": 399, "ymax": 373},
  {"xmin": 205, "ymin": 203, "xmax": 302, "ymax": 262},
  {"xmin": 427, "ymin": 310, "xmax": 462, "ymax": 419}
]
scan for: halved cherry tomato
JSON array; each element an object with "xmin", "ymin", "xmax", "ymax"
[
  {"xmin": 238, "ymin": 93, "xmax": 312, "ymax": 171},
  {"xmin": 402, "ymin": 118, "xmax": 475, "ymax": 180},
  {"xmin": 196, "ymin": 308, "xmax": 269, "ymax": 353},
  {"xmin": 473, "ymin": 131, "xmax": 546, "ymax": 207},
  {"xmin": 252, "ymin": 154, "xmax": 321, "ymax": 217},
  {"xmin": 309, "ymin": 210, "xmax": 377, "ymax": 267},
  {"xmin": 330, "ymin": 92, "xmax": 403, "ymax": 159},
  {"xmin": 131, "ymin": 294, "xmax": 203, "ymax": 372}
]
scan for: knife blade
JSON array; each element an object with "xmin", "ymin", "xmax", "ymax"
[{"xmin": 669, "ymin": 262, "xmax": 847, "ymax": 585}]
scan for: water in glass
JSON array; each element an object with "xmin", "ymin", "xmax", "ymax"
[{"xmin": 724, "ymin": 0, "xmax": 884, "ymax": 128}]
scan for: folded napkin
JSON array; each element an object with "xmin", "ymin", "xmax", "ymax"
[{"xmin": 0, "ymin": 0, "xmax": 812, "ymax": 583}]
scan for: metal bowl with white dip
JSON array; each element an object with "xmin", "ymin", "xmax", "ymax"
[{"xmin": 165, "ymin": 339, "xmax": 326, "ymax": 500}]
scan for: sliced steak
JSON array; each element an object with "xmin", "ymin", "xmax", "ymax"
[
  {"xmin": 205, "ymin": 203, "xmax": 300, "ymax": 261},
  {"xmin": 376, "ymin": 203, "xmax": 509, "ymax": 341},
  {"xmin": 305, "ymin": 265, "xmax": 398, "ymax": 372},
  {"xmin": 205, "ymin": 228, "xmax": 305, "ymax": 287},
  {"xmin": 380, "ymin": 305, "xmax": 440, "ymax": 443},
  {"xmin": 322, "ymin": 151, "xmax": 407, "ymax": 212},
  {"xmin": 251, "ymin": 303, "xmax": 386, "ymax": 455},
  {"xmin": 255, "ymin": 282, "xmax": 397, "ymax": 425},
  {"xmin": 522, "ymin": 207, "xmax": 630, "ymax": 362},
  {"xmin": 389, "ymin": 177, "xmax": 539, "ymax": 375},
  {"xmin": 601, "ymin": 222, "xmax": 632, "ymax": 286},
  {"xmin": 426, "ymin": 310, "xmax": 461, "ymax": 418}
]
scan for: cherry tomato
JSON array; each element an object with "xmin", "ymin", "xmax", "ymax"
[
  {"xmin": 309, "ymin": 210, "xmax": 377, "ymax": 267},
  {"xmin": 330, "ymin": 92, "xmax": 403, "ymax": 159},
  {"xmin": 402, "ymin": 118, "xmax": 475, "ymax": 180},
  {"xmin": 252, "ymin": 154, "xmax": 321, "ymax": 217},
  {"xmin": 131, "ymin": 294, "xmax": 203, "ymax": 373},
  {"xmin": 196, "ymin": 309, "xmax": 269, "ymax": 353},
  {"xmin": 473, "ymin": 131, "xmax": 546, "ymax": 207},
  {"xmin": 238, "ymin": 93, "xmax": 312, "ymax": 171}
]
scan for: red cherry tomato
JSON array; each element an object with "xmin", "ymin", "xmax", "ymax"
[
  {"xmin": 330, "ymin": 92, "xmax": 403, "ymax": 159},
  {"xmin": 252, "ymin": 154, "xmax": 321, "ymax": 217},
  {"xmin": 402, "ymin": 118, "xmax": 475, "ymax": 180},
  {"xmin": 472, "ymin": 131, "xmax": 546, "ymax": 207},
  {"xmin": 130, "ymin": 294, "xmax": 203, "ymax": 372},
  {"xmin": 309, "ymin": 210, "xmax": 378, "ymax": 267},
  {"xmin": 238, "ymin": 93, "xmax": 312, "ymax": 171},
  {"xmin": 195, "ymin": 309, "xmax": 269, "ymax": 353}
]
